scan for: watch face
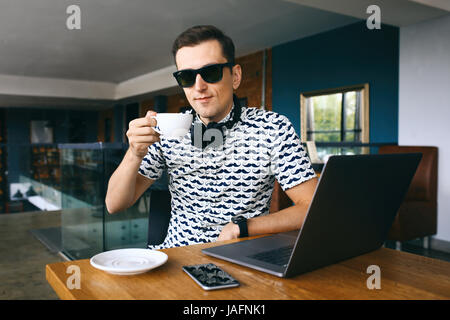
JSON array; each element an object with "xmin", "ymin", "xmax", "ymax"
[{"xmin": 232, "ymin": 216, "xmax": 245, "ymax": 224}]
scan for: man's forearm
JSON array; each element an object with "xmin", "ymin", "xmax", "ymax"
[
  {"xmin": 246, "ymin": 178, "xmax": 318, "ymax": 236},
  {"xmin": 105, "ymin": 148, "xmax": 143, "ymax": 213},
  {"xmin": 247, "ymin": 200, "xmax": 310, "ymax": 236},
  {"xmin": 218, "ymin": 201, "xmax": 309, "ymax": 241},
  {"xmin": 218, "ymin": 179, "xmax": 318, "ymax": 241}
]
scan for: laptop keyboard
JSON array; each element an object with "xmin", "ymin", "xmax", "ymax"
[{"xmin": 248, "ymin": 245, "xmax": 294, "ymax": 267}]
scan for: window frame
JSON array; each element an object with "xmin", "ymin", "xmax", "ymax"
[{"xmin": 300, "ymin": 83, "xmax": 370, "ymax": 151}]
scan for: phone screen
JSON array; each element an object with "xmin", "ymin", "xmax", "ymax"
[{"xmin": 182, "ymin": 263, "xmax": 240, "ymax": 290}]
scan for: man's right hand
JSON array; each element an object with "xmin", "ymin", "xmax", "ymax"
[{"xmin": 126, "ymin": 111, "xmax": 160, "ymax": 159}]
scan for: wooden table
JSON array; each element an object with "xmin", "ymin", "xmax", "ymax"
[{"xmin": 46, "ymin": 236, "xmax": 450, "ymax": 300}]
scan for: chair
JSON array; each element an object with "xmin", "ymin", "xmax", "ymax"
[
  {"xmin": 378, "ymin": 145, "xmax": 438, "ymax": 249},
  {"xmin": 147, "ymin": 189, "xmax": 171, "ymax": 246},
  {"xmin": 269, "ymin": 180, "xmax": 292, "ymax": 213}
]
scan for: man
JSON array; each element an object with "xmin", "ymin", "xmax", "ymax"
[{"xmin": 105, "ymin": 25, "xmax": 318, "ymax": 249}]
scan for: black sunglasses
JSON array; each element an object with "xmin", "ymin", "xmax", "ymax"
[{"xmin": 173, "ymin": 62, "xmax": 234, "ymax": 88}]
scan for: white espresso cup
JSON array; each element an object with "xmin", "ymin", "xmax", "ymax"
[{"xmin": 151, "ymin": 113, "xmax": 193, "ymax": 138}]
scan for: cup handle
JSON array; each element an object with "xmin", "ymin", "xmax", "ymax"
[{"xmin": 150, "ymin": 115, "xmax": 162, "ymax": 135}]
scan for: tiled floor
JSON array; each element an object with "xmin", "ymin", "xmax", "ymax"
[
  {"xmin": 2, "ymin": 210, "xmax": 450, "ymax": 300},
  {"xmin": 0, "ymin": 210, "xmax": 65, "ymax": 300}
]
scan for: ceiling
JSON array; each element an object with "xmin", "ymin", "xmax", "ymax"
[
  {"xmin": 0, "ymin": 0, "xmax": 358, "ymax": 83},
  {"xmin": 0, "ymin": 0, "xmax": 448, "ymax": 108},
  {"xmin": 0, "ymin": 94, "xmax": 113, "ymax": 110},
  {"xmin": 285, "ymin": 0, "xmax": 450, "ymax": 26}
]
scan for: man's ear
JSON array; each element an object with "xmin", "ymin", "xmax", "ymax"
[{"xmin": 232, "ymin": 64, "xmax": 242, "ymax": 90}]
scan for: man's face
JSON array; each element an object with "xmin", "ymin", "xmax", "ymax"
[{"xmin": 175, "ymin": 40, "xmax": 241, "ymax": 124}]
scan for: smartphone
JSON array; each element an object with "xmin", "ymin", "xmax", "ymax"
[{"xmin": 182, "ymin": 263, "xmax": 240, "ymax": 290}]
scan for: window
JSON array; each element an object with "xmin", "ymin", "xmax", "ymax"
[{"xmin": 300, "ymin": 84, "xmax": 369, "ymax": 162}]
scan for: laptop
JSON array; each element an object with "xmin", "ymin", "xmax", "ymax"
[{"xmin": 202, "ymin": 153, "xmax": 422, "ymax": 278}]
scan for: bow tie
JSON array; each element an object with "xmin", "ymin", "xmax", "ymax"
[
  {"xmin": 191, "ymin": 120, "xmax": 229, "ymax": 150},
  {"xmin": 190, "ymin": 98, "xmax": 242, "ymax": 150}
]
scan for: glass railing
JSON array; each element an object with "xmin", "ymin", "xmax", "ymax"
[
  {"xmin": 58, "ymin": 143, "xmax": 106, "ymax": 260},
  {"xmin": 58, "ymin": 143, "xmax": 168, "ymax": 260},
  {"xmin": 307, "ymin": 142, "xmax": 396, "ymax": 172},
  {"xmin": 0, "ymin": 142, "xmax": 168, "ymax": 260}
]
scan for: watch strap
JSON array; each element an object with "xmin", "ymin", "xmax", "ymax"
[{"xmin": 237, "ymin": 218, "xmax": 248, "ymax": 238}]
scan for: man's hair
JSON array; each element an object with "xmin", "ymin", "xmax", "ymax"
[{"xmin": 172, "ymin": 25, "xmax": 235, "ymax": 65}]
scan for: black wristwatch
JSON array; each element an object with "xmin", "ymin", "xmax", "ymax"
[{"xmin": 231, "ymin": 215, "xmax": 248, "ymax": 238}]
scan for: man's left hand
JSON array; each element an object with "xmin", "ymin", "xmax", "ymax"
[{"xmin": 217, "ymin": 222, "xmax": 240, "ymax": 241}]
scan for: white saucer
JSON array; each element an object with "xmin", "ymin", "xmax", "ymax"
[{"xmin": 90, "ymin": 248, "xmax": 168, "ymax": 275}]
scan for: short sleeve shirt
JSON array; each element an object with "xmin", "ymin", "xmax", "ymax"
[{"xmin": 139, "ymin": 106, "xmax": 316, "ymax": 249}]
